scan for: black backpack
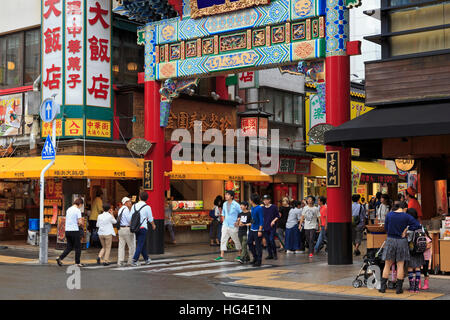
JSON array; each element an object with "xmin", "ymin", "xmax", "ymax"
[
  {"xmin": 114, "ymin": 206, "xmax": 126, "ymax": 230},
  {"xmin": 130, "ymin": 204, "xmax": 148, "ymax": 233},
  {"xmin": 409, "ymin": 227, "xmax": 427, "ymax": 253}
]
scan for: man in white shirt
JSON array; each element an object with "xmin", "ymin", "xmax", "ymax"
[
  {"xmin": 117, "ymin": 197, "xmax": 135, "ymax": 266},
  {"xmin": 131, "ymin": 191, "xmax": 156, "ymax": 266},
  {"xmin": 56, "ymin": 198, "xmax": 84, "ymax": 267}
]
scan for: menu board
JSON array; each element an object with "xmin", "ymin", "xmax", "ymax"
[
  {"xmin": 172, "ymin": 211, "xmax": 211, "ymax": 226},
  {"xmin": 171, "ymin": 200, "xmax": 204, "ymax": 211}
]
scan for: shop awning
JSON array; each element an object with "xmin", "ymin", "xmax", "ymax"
[
  {"xmin": 167, "ymin": 161, "xmax": 272, "ymax": 182},
  {"xmin": 0, "ymin": 155, "xmax": 143, "ymax": 179},
  {"xmin": 324, "ymin": 103, "xmax": 450, "ymax": 147},
  {"xmin": 309, "ymin": 158, "xmax": 398, "ymax": 183}
]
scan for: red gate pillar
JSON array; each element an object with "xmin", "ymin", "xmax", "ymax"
[
  {"xmin": 145, "ymin": 80, "xmax": 165, "ymax": 254},
  {"xmin": 326, "ymin": 55, "xmax": 352, "ymax": 265},
  {"xmin": 325, "ymin": 0, "xmax": 352, "ymax": 265}
]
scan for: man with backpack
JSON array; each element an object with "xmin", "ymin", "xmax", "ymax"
[
  {"xmin": 117, "ymin": 197, "xmax": 135, "ymax": 267},
  {"xmin": 130, "ymin": 191, "xmax": 156, "ymax": 266},
  {"xmin": 351, "ymin": 194, "xmax": 366, "ymax": 256}
]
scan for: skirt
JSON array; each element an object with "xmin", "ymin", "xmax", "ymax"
[
  {"xmin": 408, "ymin": 251, "xmax": 425, "ymax": 269},
  {"xmin": 284, "ymin": 226, "xmax": 300, "ymax": 251},
  {"xmin": 382, "ymin": 237, "xmax": 410, "ymax": 262}
]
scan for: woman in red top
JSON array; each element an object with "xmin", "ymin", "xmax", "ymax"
[{"xmin": 406, "ymin": 187, "xmax": 423, "ymax": 222}]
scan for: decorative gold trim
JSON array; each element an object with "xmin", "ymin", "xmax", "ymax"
[
  {"xmin": 265, "ymin": 26, "xmax": 271, "ymax": 47},
  {"xmin": 285, "ymin": 22, "xmax": 290, "ymax": 44},
  {"xmin": 214, "ymin": 35, "xmax": 219, "ymax": 55},
  {"xmin": 190, "ymin": 0, "xmax": 270, "ymax": 19},
  {"xmin": 181, "ymin": 41, "xmax": 185, "ymax": 60},
  {"xmin": 247, "ymin": 29, "xmax": 252, "ymax": 50},
  {"xmin": 165, "ymin": 44, "xmax": 170, "ymax": 63},
  {"xmin": 155, "ymin": 45, "xmax": 160, "ymax": 64},
  {"xmin": 197, "ymin": 38, "xmax": 202, "ymax": 57},
  {"xmin": 306, "ymin": 19, "xmax": 311, "ymax": 40},
  {"xmin": 319, "ymin": 16, "xmax": 325, "ymax": 38}
]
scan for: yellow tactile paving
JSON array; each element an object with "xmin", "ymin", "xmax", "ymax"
[
  {"xmin": 0, "ymin": 255, "xmax": 35, "ymax": 264},
  {"xmin": 228, "ymin": 268, "xmax": 445, "ymax": 300}
]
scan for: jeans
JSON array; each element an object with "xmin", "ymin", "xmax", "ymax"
[
  {"xmin": 133, "ymin": 228, "xmax": 149, "ymax": 262},
  {"xmin": 285, "ymin": 226, "xmax": 301, "ymax": 251},
  {"xmin": 59, "ymin": 231, "xmax": 81, "ymax": 264},
  {"xmin": 165, "ymin": 223, "xmax": 176, "ymax": 242},
  {"xmin": 248, "ymin": 230, "xmax": 262, "ymax": 263},
  {"xmin": 314, "ymin": 226, "xmax": 327, "ymax": 252},
  {"xmin": 263, "ymin": 229, "xmax": 277, "ymax": 258}
]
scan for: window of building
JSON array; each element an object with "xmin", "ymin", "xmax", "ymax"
[
  {"xmin": 24, "ymin": 29, "xmax": 40, "ymax": 85},
  {"xmin": 0, "ymin": 32, "xmax": 24, "ymax": 88},
  {"xmin": 260, "ymin": 87, "xmax": 303, "ymax": 125},
  {"xmin": 385, "ymin": 2, "xmax": 450, "ymax": 57},
  {"xmin": 112, "ymin": 27, "xmax": 144, "ymax": 85}
]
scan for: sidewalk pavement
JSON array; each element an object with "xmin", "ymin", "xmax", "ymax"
[{"xmin": 1, "ymin": 239, "xmax": 450, "ymax": 300}]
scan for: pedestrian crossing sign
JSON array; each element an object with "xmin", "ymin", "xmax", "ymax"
[{"xmin": 41, "ymin": 135, "xmax": 55, "ymax": 160}]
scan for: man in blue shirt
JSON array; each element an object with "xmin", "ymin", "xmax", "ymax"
[
  {"xmin": 262, "ymin": 194, "xmax": 280, "ymax": 260},
  {"xmin": 215, "ymin": 190, "xmax": 242, "ymax": 262},
  {"xmin": 248, "ymin": 193, "xmax": 264, "ymax": 267},
  {"xmin": 351, "ymin": 194, "xmax": 366, "ymax": 256}
]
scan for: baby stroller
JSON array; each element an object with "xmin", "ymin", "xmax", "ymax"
[{"xmin": 352, "ymin": 241, "xmax": 386, "ymax": 288}]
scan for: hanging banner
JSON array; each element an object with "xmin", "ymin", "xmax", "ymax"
[{"xmin": 326, "ymin": 151, "xmax": 340, "ymax": 187}]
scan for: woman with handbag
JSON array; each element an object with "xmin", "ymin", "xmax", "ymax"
[{"xmin": 96, "ymin": 203, "xmax": 117, "ymax": 266}]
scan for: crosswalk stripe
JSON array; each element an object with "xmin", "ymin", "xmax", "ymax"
[
  {"xmin": 173, "ymin": 265, "xmax": 270, "ymax": 277},
  {"xmin": 141, "ymin": 261, "xmax": 236, "ymax": 273},
  {"xmin": 223, "ymin": 292, "xmax": 299, "ymax": 300},
  {"xmin": 111, "ymin": 259, "xmax": 201, "ymax": 271}
]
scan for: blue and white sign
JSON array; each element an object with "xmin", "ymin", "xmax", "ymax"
[
  {"xmin": 40, "ymin": 98, "xmax": 60, "ymax": 123},
  {"xmin": 41, "ymin": 135, "xmax": 56, "ymax": 160}
]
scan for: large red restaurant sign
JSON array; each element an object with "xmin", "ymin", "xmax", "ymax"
[{"xmin": 41, "ymin": 0, "xmax": 111, "ymax": 109}]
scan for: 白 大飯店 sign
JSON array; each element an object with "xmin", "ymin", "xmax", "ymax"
[{"xmin": 326, "ymin": 151, "xmax": 340, "ymax": 187}]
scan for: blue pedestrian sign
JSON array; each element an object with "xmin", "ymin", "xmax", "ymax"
[
  {"xmin": 42, "ymin": 135, "xmax": 56, "ymax": 160},
  {"xmin": 40, "ymin": 98, "xmax": 60, "ymax": 123}
]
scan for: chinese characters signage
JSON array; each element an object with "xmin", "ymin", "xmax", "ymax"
[
  {"xmin": 86, "ymin": 119, "xmax": 111, "ymax": 138},
  {"xmin": 238, "ymin": 71, "xmax": 258, "ymax": 89},
  {"xmin": 359, "ymin": 174, "xmax": 398, "ymax": 184},
  {"xmin": 167, "ymin": 111, "xmax": 233, "ymax": 133},
  {"xmin": 143, "ymin": 160, "xmax": 153, "ymax": 191},
  {"xmin": 41, "ymin": 119, "xmax": 63, "ymax": 137},
  {"xmin": 65, "ymin": 0, "xmax": 84, "ymax": 105},
  {"xmin": 86, "ymin": 0, "xmax": 111, "ymax": 108},
  {"xmin": 326, "ymin": 151, "xmax": 340, "ymax": 187},
  {"xmin": 278, "ymin": 157, "xmax": 311, "ymax": 175},
  {"xmin": 65, "ymin": 118, "xmax": 84, "ymax": 136},
  {"xmin": 42, "ymin": 0, "xmax": 63, "ymax": 106},
  {"xmin": 0, "ymin": 94, "xmax": 23, "ymax": 137}
]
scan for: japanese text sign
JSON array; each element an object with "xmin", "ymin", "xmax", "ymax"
[
  {"xmin": 143, "ymin": 160, "xmax": 153, "ymax": 191},
  {"xmin": 326, "ymin": 151, "xmax": 340, "ymax": 187},
  {"xmin": 86, "ymin": 119, "xmax": 111, "ymax": 138},
  {"xmin": 238, "ymin": 71, "xmax": 258, "ymax": 89}
]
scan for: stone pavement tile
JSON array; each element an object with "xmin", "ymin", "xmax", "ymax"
[
  {"xmin": 0, "ymin": 255, "xmax": 35, "ymax": 264},
  {"xmin": 406, "ymin": 292, "xmax": 444, "ymax": 300},
  {"xmin": 312, "ymin": 284, "xmax": 350, "ymax": 294}
]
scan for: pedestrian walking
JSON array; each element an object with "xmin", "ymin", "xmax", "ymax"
[
  {"xmin": 262, "ymin": 194, "xmax": 280, "ymax": 260},
  {"xmin": 117, "ymin": 197, "xmax": 135, "ymax": 267},
  {"xmin": 421, "ymin": 229, "xmax": 432, "ymax": 290},
  {"xmin": 131, "ymin": 191, "xmax": 156, "ymax": 267},
  {"xmin": 299, "ymin": 196, "xmax": 321, "ymax": 258},
  {"xmin": 237, "ymin": 201, "xmax": 252, "ymax": 264},
  {"xmin": 406, "ymin": 187, "xmax": 423, "ymax": 223},
  {"xmin": 351, "ymin": 194, "xmax": 366, "ymax": 256},
  {"xmin": 314, "ymin": 196, "xmax": 328, "ymax": 254},
  {"xmin": 376, "ymin": 194, "xmax": 391, "ymax": 223},
  {"xmin": 165, "ymin": 199, "xmax": 176, "ymax": 244},
  {"xmin": 405, "ymin": 208, "xmax": 425, "ymax": 293},
  {"xmin": 368, "ymin": 196, "xmax": 377, "ymax": 224},
  {"xmin": 214, "ymin": 190, "xmax": 242, "ymax": 262},
  {"xmin": 209, "ymin": 195, "xmax": 223, "ymax": 246},
  {"xmin": 96, "ymin": 203, "xmax": 117, "ymax": 266},
  {"xmin": 248, "ymin": 193, "xmax": 264, "ymax": 267},
  {"xmin": 379, "ymin": 201, "xmax": 421, "ymax": 294},
  {"xmin": 284, "ymin": 200, "xmax": 302, "ymax": 253},
  {"xmin": 277, "ymin": 197, "xmax": 290, "ymax": 252},
  {"xmin": 89, "ymin": 188, "xmax": 103, "ymax": 248},
  {"xmin": 56, "ymin": 198, "xmax": 85, "ymax": 267}
]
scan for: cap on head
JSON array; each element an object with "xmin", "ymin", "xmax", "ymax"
[
  {"xmin": 263, "ymin": 194, "xmax": 271, "ymax": 200},
  {"xmin": 121, "ymin": 197, "xmax": 131, "ymax": 205}
]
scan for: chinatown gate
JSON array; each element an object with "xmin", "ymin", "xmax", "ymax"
[{"xmin": 115, "ymin": 0, "xmax": 362, "ymax": 264}]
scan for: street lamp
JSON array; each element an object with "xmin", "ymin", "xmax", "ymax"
[{"xmin": 238, "ymin": 105, "xmax": 271, "ymax": 139}]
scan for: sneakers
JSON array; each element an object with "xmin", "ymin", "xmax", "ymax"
[
  {"xmin": 235, "ymin": 256, "xmax": 241, "ymax": 261},
  {"xmin": 145, "ymin": 259, "xmax": 152, "ymax": 265},
  {"xmin": 96, "ymin": 257, "xmax": 101, "ymax": 265},
  {"xmin": 295, "ymin": 250, "xmax": 305, "ymax": 254},
  {"xmin": 56, "ymin": 258, "xmax": 62, "ymax": 266},
  {"xmin": 286, "ymin": 250, "xmax": 295, "ymax": 254},
  {"xmin": 214, "ymin": 256, "xmax": 224, "ymax": 261},
  {"xmin": 131, "ymin": 260, "xmax": 140, "ymax": 267},
  {"xmin": 237, "ymin": 258, "xmax": 244, "ymax": 264},
  {"xmin": 309, "ymin": 253, "xmax": 313, "ymax": 258},
  {"xmin": 354, "ymin": 249, "xmax": 361, "ymax": 256},
  {"xmin": 266, "ymin": 256, "xmax": 274, "ymax": 260},
  {"xmin": 118, "ymin": 262, "xmax": 126, "ymax": 267}
]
